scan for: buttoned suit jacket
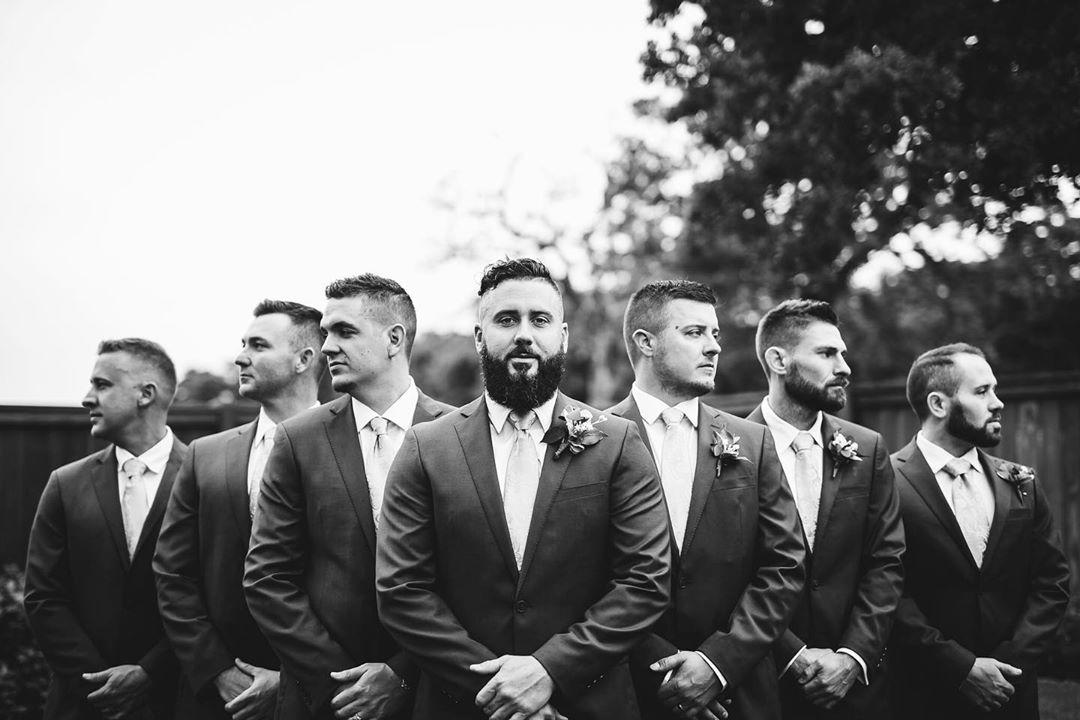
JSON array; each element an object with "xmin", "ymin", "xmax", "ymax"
[
  {"xmin": 154, "ymin": 420, "xmax": 280, "ymax": 719},
  {"xmin": 746, "ymin": 406, "xmax": 905, "ymax": 720},
  {"xmin": 608, "ymin": 396, "xmax": 805, "ymax": 720},
  {"xmin": 24, "ymin": 440, "xmax": 188, "ymax": 720},
  {"xmin": 375, "ymin": 392, "xmax": 672, "ymax": 720},
  {"xmin": 890, "ymin": 438, "xmax": 1069, "ymax": 720},
  {"xmin": 242, "ymin": 392, "xmax": 451, "ymax": 719}
]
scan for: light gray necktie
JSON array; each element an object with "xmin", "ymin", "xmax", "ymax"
[
  {"xmin": 248, "ymin": 426, "xmax": 275, "ymax": 519},
  {"xmin": 944, "ymin": 457, "xmax": 990, "ymax": 567},
  {"xmin": 121, "ymin": 458, "xmax": 149, "ymax": 558},
  {"xmin": 792, "ymin": 431, "xmax": 822, "ymax": 551},
  {"xmin": 503, "ymin": 411, "xmax": 539, "ymax": 568},
  {"xmin": 660, "ymin": 407, "xmax": 693, "ymax": 550},
  {"xmin": 367, "ymin": 416, "xmax": 393, "ymax": 529}
]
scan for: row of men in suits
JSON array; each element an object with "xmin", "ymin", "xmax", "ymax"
[{"xmin": 23, "ymin": 258, "xmax": 1070, "ymax": 720}]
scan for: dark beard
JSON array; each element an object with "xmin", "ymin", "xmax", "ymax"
[
  {"xmin": 480, "ymin": 344, "xmax": 564, "ymax": 415},
  {"xmin": 785, "ymin": 362, "xmax": 847, "ymax": 413},
  {"xmin": 946, "ymin": 403, "xmax": 1002, "ymax": 448}
]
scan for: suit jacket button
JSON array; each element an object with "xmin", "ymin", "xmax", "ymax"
[
  {"xmin": 811, "ymin": 579, "xmax": 821, "ymax": 590},
  {"xmin": 515, "ymin": 600, "xmax": 528, "ymax": 614}
]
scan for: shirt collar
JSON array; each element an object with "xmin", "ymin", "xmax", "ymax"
[
  {"xmin": 253, "ymin": 408, "xmax": 277, "ymax": 445},
  {"xmin": 115, "ymin": 427, "xmax": 175, "ymax": 475},
  {"xmin": 916, "ymin": 431, "xmax": 983, "ymax": 476},
  {"xmin": 630, "ymin": 384, "xmax": 700, "ymax": 428},
  {"xmin": 485, "ymin": 392, "xmax": 557, "ymax": 434},
  {"xmin": 351, "ymin": 379, "xmax": 419, "ymax": 433},
  {"xmin": 759, "ymin": 398, "xmax": 823, "ymax": 450}
]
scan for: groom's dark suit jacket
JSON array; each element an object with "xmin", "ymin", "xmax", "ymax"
[
  {"xmin": 376, "ymin": 392, "xmax": 672, "ymax": 720},
  {"xmin": 154, "ymin": 420, "xmax": 280, "ymax": 719},
  {"xmin": 609, "ymin": 396, "xmax": 805, "ymax": 720},
  {"xmin": 24, "ymin": 440, "xmax": 188, "ymax": 720},
  {"xmin": 746, "ymin": 406, "xmax": 905, "ymax": 720},
  {"xmin": 890, "ymin": 438, "xmax": 1069, "ymax": 720},
  {"xmin": 243, "ymin": 392, "xmax": 452, "ymax": 719}
]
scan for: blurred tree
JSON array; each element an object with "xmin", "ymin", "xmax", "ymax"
[
  {"xmin": 410, "ymin": 333, "xmax": 482, "ymax": 408},
  {"xmin": 174, "ymin": 368, "xmax": 240, "ymax": 406}
]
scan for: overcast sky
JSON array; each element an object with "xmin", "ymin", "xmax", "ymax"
[{"xmin": 0, "ymin": 0, "xmax": 660, "ymax": 404}]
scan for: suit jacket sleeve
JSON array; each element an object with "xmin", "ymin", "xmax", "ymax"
[
  {"xmin": 153, "ymin": 443, "xmax": 235, "ymax": 695},
  {"xmin": 990, "ymin": 473, "xmax": 1070, "ymax": 671},
  {"xmin": 23, "ymin": 471, "xmax": 108, "ymax": 676},
  {"xmin": 698, "ymin": 429, "xmax": 806, "ymax": 689},
  {"xmin": 243, "ymin": 424, "xmax": 353, "ymax": 713},
  {"xmin": 376, "ymin": 429, "xmax": 500, "ymax": 698},
  {"xmin": 530, "ymin": 422, "xmax": 672, "ymax": 700},
  {"xmin": 837, "ymin": 433, "xmax": 905, "ymax": 669}
]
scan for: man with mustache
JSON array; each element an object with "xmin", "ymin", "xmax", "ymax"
[
  {"xmin": 747, "ymin": 300, "xmax": 904, "ymax": 720},
  {"xmin": 244, "ymin": 275, "xmax": 452, "ymax": 720},
  {"xmin": 609, "ymin": 281, "xmax": 805, "ymax": 720},
  {"xmin": 25, "ymin": 338, "xmax": 186, "ymax": 719},
  {"xmin": 890, "ymin": 343, "xmax": 1069, "ymax": 720},
  {"xmin": 376, "ymin": 258, "xmax": 671, "ymax": 720},
  {"xmin": 154, "ymin": 300, "xmax": 324, "ymax": 719}
]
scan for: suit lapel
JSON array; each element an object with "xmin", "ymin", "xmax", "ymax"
[
  {"xmin": 455, "ymin": 398, "xmax": 519, "ymax": 582},
  {"xmin": 682, "ymin": 404, "xmax": 721, "ymax": 554},
  {"xmin": 814, "ymin": 416, "xmax": 842, "ymax": 542},
  {"xmin": 225, "ymin": 421, "xmax": 258, "ymax": 535},
  {"xmin": 324, "ymin": 395, "xmax": 377, "ymax": 556},
  {"xmin": 895, "ymin": 439, "xmax": 979, "ymax": 570},
  {"xmin": 90, "ymin": 447, "xmax": 130, "ymax": 570},
  {"xmin": 132, "ymin": 441, "xmax": 184, "ymax": 560},
  {"xmin": 979, "ymin": 451, "xmax": 1013, "ymax": 570},
  {"xmin": 412, "ymin": 392, "xmax": 447, "ymax": 424}
]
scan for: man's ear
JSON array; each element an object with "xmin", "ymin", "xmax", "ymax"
[
  {"xmin": 386, "ymin": 324, "xmax": 407, "ymax": 359},
  {"xmin": 560, "ymin": 322, "xmax": 569, "ymax": 354},
  {"xmin": 631, "ymin": 329, "xmax": 655, "ymax": 358},
  {"xmin": 927, "ymin": 391, "xmax": 950, "ymax": 420},
  {"xmin": 295, "ymin": 347, "xmax": 316, "ymax": 373},
  {"xmin": 473, "ymin": 325, "xmax": 484, "ymax": 355},
  {"xmin": 764, "ymin": 346, "xmax": 788, "ymax": 376},
  {"xmin": 137, "ymin": 382, "xmax": 158, "ymax": 409}
]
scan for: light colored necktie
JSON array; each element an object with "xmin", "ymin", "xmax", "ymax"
[
  {"xmin": 367, "ymin": 416, "xmax": 393, "ymax": 529},
  {"xmin": 944, "ymin": 457, "xmax": 990, "ymax": 567},
  {"xmin": 248, "ymin": 426, "xmax": 276, "ymax": 519},
  {"xmin": 121, "ymin": 458, "xmax": 150, "ymax": 558},
  {"xmin": 660, "ymin": 407, "xmax": 693, "ymax": 550},
  {"xmin": 503, "ymin": 411, "xmax": 539, "ymax": 568},
  {"xmin": 792, "ymin": 431, "xmax": 822, "ymax": 551}
]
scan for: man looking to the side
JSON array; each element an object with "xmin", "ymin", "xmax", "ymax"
[
  {"xmin": 25, "ymin": 338, "xmax": 187, "ymax": 719},
  {"xmin": 155, "ymin": 300, "xmax": 324, "ymax": 719},
  {"xmin": 609, "ymin": 280, "xmax": 805, "ymax": 720},
  {"xmin": 244, "ymin": 275, "xmax": 452, "ymax": 720},
  {"xmin": 748, "ymin": 299, "xmax": 904, "ymax": 719}
]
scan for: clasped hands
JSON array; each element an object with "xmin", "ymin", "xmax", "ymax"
[
  {"xmin": 81, "ymin": 664, "xmax": 152, "ymax": 720},
  {"xmin": 958, "ymin": 657, "xmax": 1022, "ymax": 712},
  {"xmin": 469, "ymin": 654, "xmax": 564, "ymax": 720},
  {"xmin": 214, "ymin": 658, "xmax": 279, "ymax": 720},
  {"xmin": 330, "ymin": 662, "xmax": 409, "ymax": 720},
  {"xmin": 788, "ymin": 648, "xmax": 859, "ymax": 709},
  {"xmin": 650, "ymin": 651, "xmax": 729, "ymax": 720}
]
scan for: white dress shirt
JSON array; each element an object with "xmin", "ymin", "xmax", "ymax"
[
  {"xmin": 247, "ymin": 409, "xmax": 278, "ymax": 500},
  {"xmin": 915, "ymin": 432, "xmax": 995, "ymax": 522},
  {"xmin": 486, "ymin": 393, "xmax": 556, "ymax": 492},
  {"xmin": 115, "ymin": 428, "xmax": 174, "ymax": 516},
  {"xmin": 353, "ymin": 379, "xmax": 420, "ymax": 520},
  {"xmin": 758, "ymin": 399, "xmax": 868, "ymax": 684}
]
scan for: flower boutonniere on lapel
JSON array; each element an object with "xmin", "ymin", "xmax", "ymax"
[
  {"xmin": 545, "ymin": 406, "xmax": 607, "ymax": 460},
  {"xmin": 710, "ymin": 425, "xmax": 749, "ymax": 477},
  {"xmin": 826, "ymin": 430, "xmax": 862, "ymax": 478},
  {"xmin": 996, "ymin": 461, "xmax": 1035, "ymax": 503}
]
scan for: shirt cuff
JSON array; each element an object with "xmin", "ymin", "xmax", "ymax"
[
  {"xmin": 837, "ymin": 648, "xmax": 868, "ymax": 685},
  {"xmin": 780, "ymin": 646, "xmax": 807, "ymax": 678},
  {"xmin": 694, "ymin": 651, "xmax": 726, "ymax": 691}
]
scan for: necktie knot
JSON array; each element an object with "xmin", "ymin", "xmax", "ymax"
[
  {"xmin": 122, "ymin": 458, "xmax": 148, "ymax": 481},
  {"xmin": 944, "ymin": 457, "xmax": 972, "ymax": 479},
  {"xmin": 792, "ymin": 431, "xmax": 816, "ymax": 453},
  {"xmin": 660, "ymin": 407, "xmax": 685, "ymax": 429},
  {"xmin": 511, "ymin": 411, "xmax": 536, "ymax": 434},
  {"xmin": 369, "ymin": 416, "xmax": 389, "ymax": 437}
]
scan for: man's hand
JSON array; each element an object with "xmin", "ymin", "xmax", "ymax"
[
  {"xmin": 469, "ymin": 655, "xmax": 554, "ymax": 720},
  {"xmin": 959, "ymin": 657, "xmax": 1022, "ymax": 712},
  {"xmin": 651, "ymin": 651, "xmax": 722, "ymax": 718},
  {"xmin": 800, "ymin": 651, "xmax": 858, "ymax": 708},
  {"xmin": 786, "ymin": 647, "xmax": 830, "ymax": 683},
  {"xmin": 223, "ymin": 659, "xmax": 279, "ymax": 720},
  {"xmin": 525, "ymin": 703, "xmax": 568, "ymax": 720},
  {"xmin": 82, "ymin": 665, "xmax": 151, "ymax": 719},
  {"xmin": 214, "ymin": 664, "xmax": 253, "ymax": 705},
  {"xmin": 329, "ymin": 662, "xmax": 409, "ymax": 720}
]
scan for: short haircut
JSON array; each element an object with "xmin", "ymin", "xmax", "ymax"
[
  {"xmin": 477, "ymin": 257, "xmax": 560, "ymax": 297},
  {"xmin": 97, "ymin": 338, "xmax": 177, "ymax": 404},
  {"xmin": 755, "ymin": 299, "xmax": 840, "ymax": 373},
  {"xmin": 623, "ymin": 280, "xmax": 717, "ymax": 363},
  {"xmin": 325, "ymin": 274, "xmax": 417, "ymax": 357},
  {"xmin": 253, "ymin": 299, "xmax": 325, "ymax": 353},
  {"xmin": 905, "ymin": 343, "xmax": 987, "ymax": 420}
]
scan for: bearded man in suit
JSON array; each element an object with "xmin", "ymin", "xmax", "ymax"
[
  {"xmin": 607, "ymin": 280, "xmax": 805, "ymax": 720},
  {"xmin": 376, "ymin": 258, "xmax": 672, "ymax": 720},
  {"xmin": 746, "ymin": 299, "xmax": 904, "ymax": 720},
  {"xmin": 243, "ymin": 275, "xmax": 453, "ymax": 720},
  {"xmin": 25, "ymin": 338, "xmax": 187, "ymax": 719},
  {"xmin": 890, "ymin": 343, "xmax": 1069, "ymax": 720},
  {"xmin": 154, "ymin": 300, "xmax": 324, "ymax": 720}
]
